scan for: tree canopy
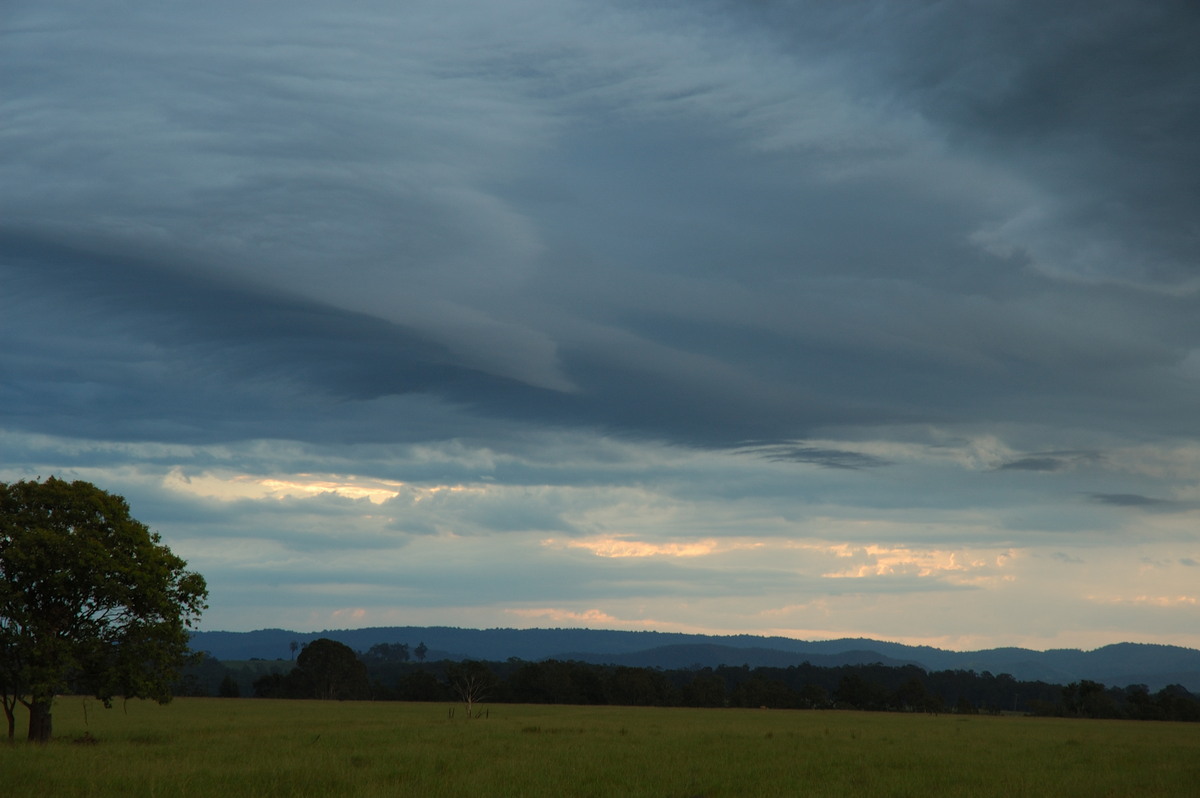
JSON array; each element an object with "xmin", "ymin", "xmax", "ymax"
[
  {"xmin": 0, "ymin": 477, "xmax": 208, "ymax": 742},
  {"xmin": 294, "ymin": 638, "xmax": 370, "ymax": 700},
  {"xmin": 251, "ymin": 638, "xmax": 370, "ymax": 700}
]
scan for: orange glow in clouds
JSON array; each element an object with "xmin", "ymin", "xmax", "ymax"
[
  {"xmin": 164, "ymin": 468, "xmax": 406, "ymax": 504},
  {"xmin": 819, "ymin": 543, "xmax": 1002, "ymax": 578},
  {"xmin": 544, "ymin": 536, "xmax": 765, "ymax": 558}
]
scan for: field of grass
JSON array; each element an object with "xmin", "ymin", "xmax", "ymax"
[{"xmin": 4, "ymin": 697, "xmax": 1199, "ymax": 797}]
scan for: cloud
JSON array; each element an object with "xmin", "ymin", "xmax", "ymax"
[
  {"xmin": 793, "ymin": 0, "xmax": 1200, "ymax": 295},
  {"xmin": 4, "ymin": 1, "xmax": 1200, "ymax": 649},
  {"xmin": 545, "ymin": 535, "xmax": 773, "ymax": 559},
  {"xmin": 7, "ymin": 0, "xmax": 1198, "ymax": 450},
  {"xmin": 1087, "ymin": 594, "xmax": 1199, "ymax": 608},
  {"xmin": 506, "ymin": 607, "xmax": 625, "ymax": 626},
  {"xmin": 998, "ymin": 452, "xmax": 1102, "ymax": 472},
  {"xmin": 1088, "ymin": 493, "xmax": 1171, "ymax": 508},
  {"xmin": 815, "ymin": 543, "xmax": 1015, "ymax": 585},
  {"xmin": 736, "ymin": 442, "xmax": 890, "ymax": 470}
]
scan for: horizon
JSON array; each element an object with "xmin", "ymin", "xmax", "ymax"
[
  {"xmin": 191, "ymin": 623, "xmax": 1198, "ymax": 656},
  {"xmin": 5, "ymin": 3, "xmax": 1200, "ymax": 653}
]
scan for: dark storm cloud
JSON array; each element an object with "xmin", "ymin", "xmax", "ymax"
[
  {"xmin": 737, "ymin": 0, "xmax": 1200, "ymax": 289},
  {"xmin": 997, "ymin": 452, "xmax": 1102, "ymax": 472},
  {"xmin": 901, "ymin": 0, "xmax": 1200, "ymax": 267},
  {"xmin": 0, "ymin": 232, "xmax": 558, "ymax": 444},
  {"xmin": 999, "ymin": 458, "xmax": 1067, "ymax": 473},
  {"xmin": 3, "ymin": 1, "xmax": 1199, "ymax": 451},
  {"xmin": 736, "ymin": 442, "xmax": 889, "ymax": 470}
]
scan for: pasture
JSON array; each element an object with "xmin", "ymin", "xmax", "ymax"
[{"xmin": 3, "ymin": 698, "xmax": 1199, "ymax": 796}]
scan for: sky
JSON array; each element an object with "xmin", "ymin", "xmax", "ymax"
[{"xmin": 3, "ymin": 0, "xmax": 1200, "ymax": 652}]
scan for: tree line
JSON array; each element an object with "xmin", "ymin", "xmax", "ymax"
[{"xmin": 180, "ymin": 637, "xmax": 1200, "ymax": 722}]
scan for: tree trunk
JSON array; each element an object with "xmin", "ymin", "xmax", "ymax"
[
  {"xmin": 2, "ymin": 693, "xmax": 18, "ymax": 741},
  {"xmin": 27, "ymin": 699, "xmax": 52, "ymax": 743}
]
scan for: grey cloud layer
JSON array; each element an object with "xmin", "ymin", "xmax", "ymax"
[{"xmin": 4, "ymin": 0, "xmax": 1199, "ymax": 452}]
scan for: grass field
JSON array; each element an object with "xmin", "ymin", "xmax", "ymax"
[{"xmin": 3, "ymin": 698, "xmax": 1199, "ymax": 797}]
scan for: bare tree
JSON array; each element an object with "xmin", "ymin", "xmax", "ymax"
[{"xmin": 448, "ymin": 661, "xmax": 495, "ymax": 719}]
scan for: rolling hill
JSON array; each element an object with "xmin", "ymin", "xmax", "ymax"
[{"xmin": 188, "ymin": 627, "xmax": 1200, "ymax": 691}]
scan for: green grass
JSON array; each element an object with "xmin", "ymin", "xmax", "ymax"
[{"xmin": 4, "ymin": 698, "xmax": 1200, "ymax": 796}]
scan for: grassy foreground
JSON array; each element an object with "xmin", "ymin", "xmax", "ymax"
[{"xmin": 3, "ymin": 698, "xmax": 1199, "ymax": 797}]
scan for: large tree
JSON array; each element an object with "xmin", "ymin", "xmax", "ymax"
[
  {"xmin": 0, "ymin": 477, "xmax": 207, "ymax": 742},
  {"xmin": 290, "ymin": 638, "xmax": 370, "ymax": 700}
]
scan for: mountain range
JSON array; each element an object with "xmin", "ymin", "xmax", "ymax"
[{"xmin": 188, "ymin": 627, "xmax": 1200, "ymax": 692}]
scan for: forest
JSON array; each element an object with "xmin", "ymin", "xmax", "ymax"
[{"xmin": 177, "ymin": 637, "xmax": 1200, "ymax": 722}]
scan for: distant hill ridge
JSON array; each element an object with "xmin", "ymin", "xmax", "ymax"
[{"xmin": 188, "ymin": 627, "xmax": 1200, "ymax": 691}]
